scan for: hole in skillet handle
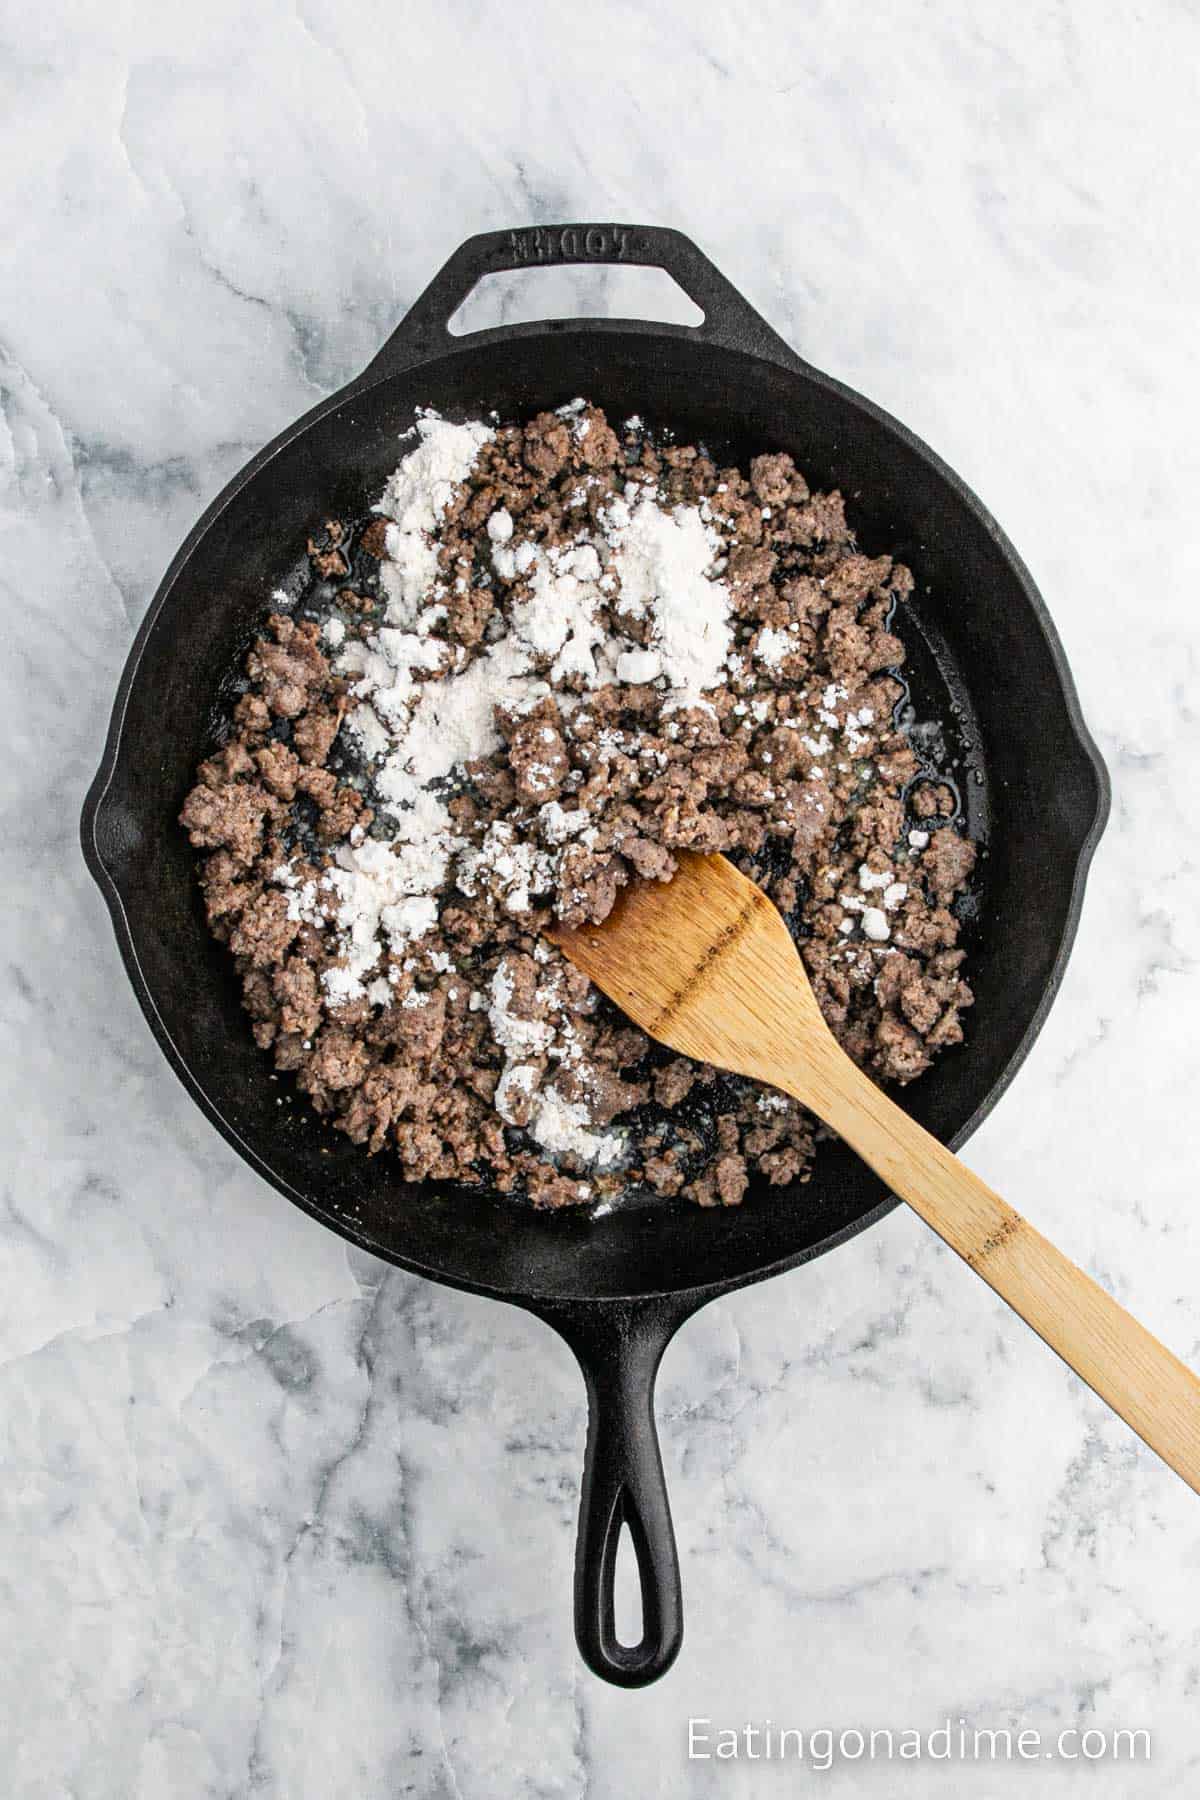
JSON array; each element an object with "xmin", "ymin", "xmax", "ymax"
[
  {"xmin": 612, "ymin": 1517, "xmax": 644, "ymax": 1648},
  {"xmin": 534, "ymin": 1296, "xmax": 689, "ymax": 1688},
  {"xmin": 358, "ymin": 222, "xmax": 809, "ymax": 381},
  {"xmin": 447, "ymin": 262, "xmax": 705, "ymax": 335}
]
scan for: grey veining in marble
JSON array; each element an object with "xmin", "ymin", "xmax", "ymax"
[{"xmin": 3, "ymin": 1, "xmax": 1200, "ymax": 1794}]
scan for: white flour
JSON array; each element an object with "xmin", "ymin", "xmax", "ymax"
[
  {"xmin": 276, "ymin": 407, "xmax": 740, "ymax": 1154},
  {"xmin": 755, "ymin": 625, "xmax": 798, "ymax": 670},
  {"xmin": 835, "ymin": 863, "xmax": 911, "ymax": 945},
  {"xmin": 487, "ymin": 962, "xmax": 622, "ymax": 1169},
  {"xmin": 507, "ymin": 541, "xmax": 614, "ymax": 685},
  {"xmin": 528, "ymin": 1091, "xmax": 621, "ymax": 1168},
  {"xmin": 605, "ymin": 493, "xmax": 731, "ymax": 704},
  {"xmin": 375, "ymin": 412, "xmax": 494, "ymax": 626},
  {"xmin": 458, "ymin": 821, "xmax": 555, "ymax": 916}
]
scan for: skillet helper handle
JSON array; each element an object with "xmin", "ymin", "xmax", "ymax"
[
  {"xmin": 362, "ymin": 223, "xmax": 806, "ymax": 376},
  {"xmin": 540, "ymin": 1299, "xmax": 685, "ymax": 1686},
  {"xmin": 804, "ymin": 1047, "xmax": 1200, "ymax": 1494}
]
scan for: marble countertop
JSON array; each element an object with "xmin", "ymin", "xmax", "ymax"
[{"xmin": 4, "ymin": 2, "xmax": 1200, "ymax": 1794}]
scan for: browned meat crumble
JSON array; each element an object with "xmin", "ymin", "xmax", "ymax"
[{"xmin": 181, "ymin": 404, "xmax": 977, "ymax": 1210}]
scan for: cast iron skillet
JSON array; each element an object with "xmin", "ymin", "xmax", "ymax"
[{"xmin": 81, "ymin": 224, "xmax": 1108, "ymax": 1687}]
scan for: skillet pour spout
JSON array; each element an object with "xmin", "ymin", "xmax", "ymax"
[{"xmin": 81, "ymin": 222, "xmax": 1109, "ymax": 1687}]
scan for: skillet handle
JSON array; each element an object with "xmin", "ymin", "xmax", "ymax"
[
  {"xmin": 535, "ymin": 1297, "xmax": 690, "ymax": 1687},
  {"xmin": 361, "ymin": 223, "xmax": 807, "ymax": 377}
]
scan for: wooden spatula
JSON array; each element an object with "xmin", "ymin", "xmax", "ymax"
[{"xmin": 548, "ymin": 850, "xmax": 1200, "ymax": 1494}]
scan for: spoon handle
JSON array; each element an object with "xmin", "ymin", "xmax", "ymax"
[{"xmin": 789, "ymin": 1045, "xmax": 1200, "ymax": 1494}]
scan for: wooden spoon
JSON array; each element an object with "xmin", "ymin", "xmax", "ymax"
[{"xmin": 548, "ymin": 850, "xmax": 1200, "ymax": 1494}]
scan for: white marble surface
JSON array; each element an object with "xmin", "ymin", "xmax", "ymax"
[{"xmin": 3, "ymin": 2, "xmax": 1199, "ymax": 1793}]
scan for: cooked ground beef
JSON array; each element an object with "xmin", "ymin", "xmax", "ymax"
[{"xmin": 181, "ymin": 405, "xmax": 978, "ymax": 1209}]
